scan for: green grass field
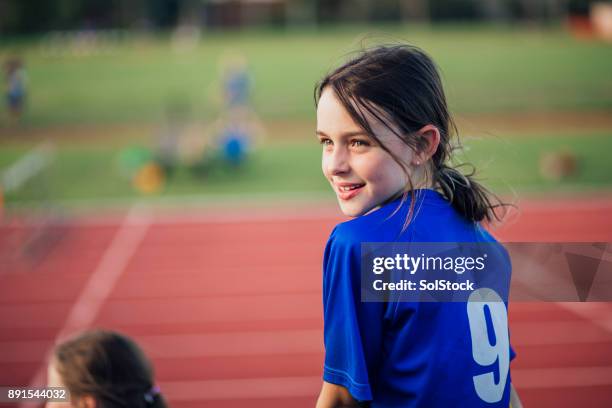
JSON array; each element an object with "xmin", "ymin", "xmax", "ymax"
[
  {"xmin": 2, "ymin": 131, "xmax": 610, "ymax": 207},
  {"xmin": 1, "ymin": 25, "xmax": 611, "ymax": 127},
  {"xmin": 1, "ymin": 25, "xmax": 611, "ymax": 207}
]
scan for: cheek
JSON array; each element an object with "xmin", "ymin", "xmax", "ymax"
[
  {"xmin": 356, "ymin": 153, "xmax": 404, "ymax": 183},
  {"xmin": 321, "ymin": 155, "xmax": 329, "ymax": 178},
  {"xmin": 352, "ymin": 154, "xmax": 378, "ymax": 179},
  {"xmin": 370, "ymin": 159, "xmax": 409, "ymax": 190}
]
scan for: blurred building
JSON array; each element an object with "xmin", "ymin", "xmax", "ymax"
[
  {"xmin": 203, "ymin": 0, "xmax": 289, "ymax": 28},
  {"xmin": 0, "ymin": 0, "xmax": 603, "ymax": 34}
]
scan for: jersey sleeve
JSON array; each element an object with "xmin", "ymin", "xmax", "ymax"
[
  {"xmin": 322, "ymin": 226, "xmax": 385, "ymax": 402},
  {"xmin": 505, "ymin": 246, "xmax": 517, "ymax": 363}
]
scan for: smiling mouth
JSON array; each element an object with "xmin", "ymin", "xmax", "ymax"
[{"xmin": 336, "ymin": 183, "xmax": 366, "ymax": 200}]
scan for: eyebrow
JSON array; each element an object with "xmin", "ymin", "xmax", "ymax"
[{"xmin": 316, "ymin": 130, "xmax": 369, "ymax": 138}]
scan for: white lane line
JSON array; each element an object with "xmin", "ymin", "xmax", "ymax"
[
  {"xmin": 160, "ymin": 376, "xmax": 321, "ymax": 401},
  {"xmin": 7, "ymin": 317, "xmax": 612, "ymax": 363},
  {"xmin": 510, "ymin": 320, "xmax": 612, "ymax": 346},
  {"xmin": 1, "ymin": 329, "xmax": 324, "ymax": 363},
  {"xmin": 513, "ymin": 366, "xmax": 612, "ymax": 389},
  {"xmin": 20, "ymin": 205, "xmax": 150, "ymax": 396},
  {"xmin": 127, "ymin": 208, "xmax": 341, "ymax": 225},
  {"xmin": 555, "ymin": 302, "xmax": 612, "ymax": 335},
  {"xmin": 138, "ymin": 330, "xmax": 323, "ymax": 359},
  {"xmin": 54, "ymin": 206, "xmax": 150, "ymax": 338},
  {"xmin": 3, "ymin": 190, "xmax": 335, "ymax": 212},
  {"xmin": 9, "ymin": 317, "xmax": 612, "ymax": 363},
  {"xmin": 159, "ymin": 365, "xmax": 612, "ymax": 401},
  {"xmin": 10, "ymin": 207, "xmax": 342, "ymax": 228},
  {"xmin": 11, "ymin": 196, "xmax": 612, "ymax": 228}
]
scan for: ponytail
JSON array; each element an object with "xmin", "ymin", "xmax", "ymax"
[{"xmin": 435, "ymin": 164, "xmax": 507, "ymax": 223}]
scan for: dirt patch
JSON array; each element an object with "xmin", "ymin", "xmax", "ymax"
[
  {"xmin": 454, "ymin": 111, "xmax": 612, "ymax": 137},
  {"xmin": 0, "ymin": 110, "xmax": 610, "ymax": 147},
  {"xmin": 0, "ymin": 122, "xmax": 156, "ymax": 148}
]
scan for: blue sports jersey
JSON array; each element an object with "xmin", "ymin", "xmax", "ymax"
[{"xmin": 322, "ymin": 189, "xmax": 515, "ymax": 407}]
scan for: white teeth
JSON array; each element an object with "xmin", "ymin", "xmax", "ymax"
[{"xmin": 340, "ymin": 184, "xmax": 363, "ymax": 192}]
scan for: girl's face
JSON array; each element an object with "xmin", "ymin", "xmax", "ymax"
[{"xmin": 317, "ymin": 88, "xmax": 416, "ymax": 217}]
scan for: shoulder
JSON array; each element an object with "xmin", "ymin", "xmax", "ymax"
[
  {"xmin": 330, "ymin": 218, "xmax": 372, "ymax": 246},
  {"xmin": 322, "ymin": 218, "xmax": 376, "ymax": 278},
  {"xmin": 328, "ymin": 189, "xmax": 499, "ymax": 245},
  {"xmin": 326, "ymin": 190, "xmax": 450, "ymax": 245},
  {"xmin": 326, "ymin": 214, "xmax": 395, "ymax": 256}
]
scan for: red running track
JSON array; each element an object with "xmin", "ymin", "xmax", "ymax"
[{"xmin": 0, "ymin": 197, "xmax": 611, "ymax": 407}]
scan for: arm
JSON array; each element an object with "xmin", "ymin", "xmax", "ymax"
[
  {"xmin": 320, "ymin": 228, "xmax": 380, "ymax": 403},
  {"xmin": 509, "ymin": 383, "xmax": 523, "ymax": 408},
  {"xmin": 316, "ymin": 381, "xmax": 360, "ymax": 408}
]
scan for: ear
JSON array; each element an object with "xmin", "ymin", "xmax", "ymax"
[{"xmin": 411, "ymin": 124, "xmax": 440, "ymax": 166}]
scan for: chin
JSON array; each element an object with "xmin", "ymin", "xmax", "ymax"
[{"xmin": 338, "ymin": 201, "xmax": 369, "ymax": 218}]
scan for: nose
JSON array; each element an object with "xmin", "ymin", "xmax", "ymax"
[{"xmin": 324, "ymin": 145, "xmax": 350, "ymax": 176}]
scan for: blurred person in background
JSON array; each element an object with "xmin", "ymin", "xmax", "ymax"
[
  {"xmin": 211, "ymin": 106, "xmax": 265, "ymax": 168},
  {"xmin": 219, "ymin": 52, "xmax": 251, "ymax": 110},
  {"xmin": 207, "ymin": 52, "xmax": 265, "ymax": 168},
  {"xmin": 45, "ymin": 330, "xmax": 167, "ymax": 408},
  {"xmin": 3, "ymin": 57, "xmax": 27, "ymax": 124}
]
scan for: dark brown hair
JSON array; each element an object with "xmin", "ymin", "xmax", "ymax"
[
  {"xmin": 315, "ymin": 44, "xmax": 508, "ymax": 224},
  {"xmin": 53, "ymin": 330, "xmax": 167, "ymax": 408}
]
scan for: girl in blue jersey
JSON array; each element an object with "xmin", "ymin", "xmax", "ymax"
[{"xmin": 314, "ymin": 45, "xmax": 522, "ymax": 408}]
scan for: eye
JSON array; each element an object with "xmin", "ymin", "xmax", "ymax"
[
  {"xmin": 319, "ymin": 137, "xmax": 333, "ymax": 146},
  {"xmin": 350, "ymin": 139, "xmax": 369, "ymax": 148}
]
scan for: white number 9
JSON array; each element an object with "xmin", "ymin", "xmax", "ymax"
[{"xmin": 467, "ymin": 288, "xmax": 510, "ymax": 403}]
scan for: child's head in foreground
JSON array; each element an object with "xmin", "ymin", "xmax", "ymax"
[
  {"xmin": 315, "ymin": 44, "xmax": 503, "ymax": 221},
  {"xmin": 46, "ymin": 330, "xmax": 166, "ymax": 408}
]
